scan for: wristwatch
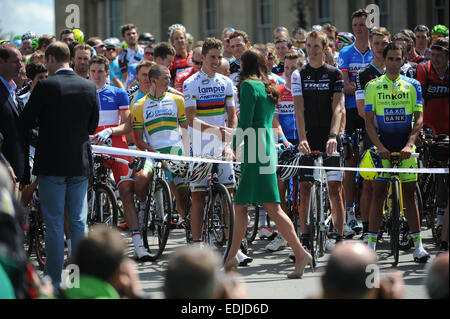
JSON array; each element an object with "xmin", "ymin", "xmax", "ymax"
[{"xmin": 328, "ymin": 133, "xmax": 337, "ymax": 138}]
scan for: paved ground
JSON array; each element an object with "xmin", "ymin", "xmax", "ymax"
[{"xmin": 125, "ymin": 224, "xmax": 437, "ymax": 299}]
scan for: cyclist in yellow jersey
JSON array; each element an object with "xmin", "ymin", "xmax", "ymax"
[
  {"xmin": 364, "ymin": 43, "xmax": 430, "ymax": 263},
  {"xmin": 133, "ymin": 64, "xmax": 190, "ymax": 224}
]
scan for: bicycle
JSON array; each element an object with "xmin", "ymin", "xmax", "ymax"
[
  {"xmin": 381, "ymin": 152, "xmax": 421, "ymax": 266},
  {"xmin": 300, "ymin": 151, "xmax": 339, "ymax": 268},
  {"xmin": 182, "ymin": 161, "xmax": 234, "ymax": 263},
  {"xmin": 141, "ymin": 159, "xmax": 173, "ymax": 261},
  {"xmin": 26, "ymin": 191, "xmax": 46, "ymax": 271}
]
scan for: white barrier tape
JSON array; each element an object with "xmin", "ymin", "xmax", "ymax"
[{"xmin": 92, "ymin": 145, "xmax": 449, "ymax": 174}]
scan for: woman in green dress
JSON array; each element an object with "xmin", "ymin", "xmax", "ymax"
[{"xmin": 225, "ymin": 49, "xmax": 312, "ymax": 279}]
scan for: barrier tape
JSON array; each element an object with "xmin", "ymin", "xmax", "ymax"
[{"xmin": 92, "ymin": 145, "xmax": 449, "ymax": 174}]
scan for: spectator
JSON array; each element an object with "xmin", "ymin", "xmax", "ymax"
[
  {"xmin": 72, "ymin": 43, "xmax": 93, "ymax": 79},
  {"xmin": 20, "ymin": 41, "xmax": 99, "ymax": 289},
  {"xmin": 0, "ymin": 43, "xmax": 30, "ymax": 189},
  {"xmin": 425, "ymin": 251, "xmax": 449, "ymax": 299},
  {"xmin": 60, "ymin": 29, "xmax": 76, "ymax": 47},
  {"xmin": 163, "ymin": 246, "xmax": 225, "ymax": 299},
  {"xmin": 65, "ymin": 225, "xmax": 143, "ymax": 299},
  {"xmin": 320, "ymin": 241, "xmax": 377, "ymax": 298}
]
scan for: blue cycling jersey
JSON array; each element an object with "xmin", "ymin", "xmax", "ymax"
[{"xmin": 338, "ymin": 44, "xmax": 374, "ymax": 109}]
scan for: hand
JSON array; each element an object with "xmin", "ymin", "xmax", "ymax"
[
  {"xmin": 219, "ymin": 126, "xmax": 234, "ymax": 143},
  {"xmin": 378, "ymin": 146, "xmax": 391, "ymax": 160},
  {"xmin": 326, "ymin": 137, "xmax": 337, "ymax": 155},
  {"xmin": 400, "ymin": 144, "xmax": 413, "ymax": 160},
  {"xmin": 222, "ymin": 145, "xmax": 235, "ymax": 161},
  {"xmin": 94, "ymin": 128, "xmax": 113, "ymax": 145},
  {"xmin": 298, "ymin": 140, "xmax": 311, "ymax": 154},
  {"xmin": 7, "ymin": 166, "xmax": 17, "ymax": 185},
  {"xmin": 161, "ymin": 160, "xmax": 169, "ymax": 171}
]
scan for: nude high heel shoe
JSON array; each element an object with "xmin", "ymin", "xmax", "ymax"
[{"xmin": 287, "ymin": 252, "xmax": 314, "ymax": 279}]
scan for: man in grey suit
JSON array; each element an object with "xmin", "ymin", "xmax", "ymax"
[{"xmin": 21, "ymin": 41, "xmax": 99, "ymax": 289}]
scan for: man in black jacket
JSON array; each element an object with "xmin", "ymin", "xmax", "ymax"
[
  {"xmin": 0, "ymin": 43, "xmax": 30, "ymax": 188},
  {"xmin": 20, "ymin": 41, "xmax": 99, "ymax": 289}
]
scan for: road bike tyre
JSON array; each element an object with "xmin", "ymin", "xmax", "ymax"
[
  {"xmin": 308, "ymin": 184, "xmax": 320, "ymax": 268},
  {"xmin": 90, "ymin": 184, "xmax": 119, "ymax": 228},
  {"xmin": 245, "ymin": 205, "xmax": 259, "ymax": 244},
  {"xmin": 143, "ymin": 179, "xmax": 172, "ymax": 261},
  {"xmin": 204, "ymin": 183, "xmax": 234, "ymax": 264},
  {"xmin": 183, "ymin": 189, "xmax": 192, "ymax": 244},
  {"xmin": 415, "ymin": 183, "xmax": 424, "ymax": 224},
  {"xmin": 390, "ymin": 180, "xmax": 401, "ymax": 267}
]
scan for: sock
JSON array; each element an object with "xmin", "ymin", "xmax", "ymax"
[
  {"xmin": 130, "ymin": 229, "xmax": 143, "ymax": 248},
  {"xmin": 368, "ymin": 233, "xmax": 378, "ymax": 251},
  {"xmin": 362, "ymin": 221, "xmax": 369, "ymax": 234},
  {"xmin": 192, "ymin": 239, "xmax": 203, "ymax": 245},
  {"xmin": 346, "ymin": 203, "xmax": 356, "ymax": 223},
  {"xmin": 411, "ymin": 232, "xmax": 423, "ymax": 250},
  {"xmin": 436, "ymin": 207, "xmax": 445, "ymax": 226}
]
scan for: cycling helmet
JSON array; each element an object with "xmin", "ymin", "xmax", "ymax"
[
  {"xmin": 312, "ymin": 25, "xmax": 323, "ymax": 31},
  {"xmin": 277, "ymin": 148, "xmax": 300, "ymax": 181},
  {"xmin": 73, "ymin": 28, "xmax": 84, "ymax": 43},
  {"xmin": 138, "ymin": 33, "xmax": 156, "ymax": 44},
  {"xmin": 168, "ymin": 24, "xmax": 186, "ymax": 41},
  {"xmin": 21, "ymin": 31, "xmax": 37, "ymax": 41},
  {"xmin": 358, "ymin": 148, "xmax": 382, "ymax": 181},
  {"xmin": 185, "ymin": 161, "xmax": 212, "ymax": 183},
  {"xmin": 233, "ymin": 163, "xmax": 241, "ymax": 180},
  {"xmin": 431, "ymin": 25, "xmax": 449, "ymax": 39},
  {"xmin": 103, "ymin": 37, "xmax": 121, "ymax": 48},
  {"xmin": 166, "ymin": 160, "xmax": 189, "ymax": 177},
  {"xmin": 336, "ymin": 32, "xmax": 356, "ymax": 44},
  {"xmin": 12, "ymin": 35, "xmax": 22, "ymax": 48},
  {"xmin": 186, "ymin": 33, "xmax": 194, "ymax": 44},
  {"xmin": 31, "ymin": 38, "xmax": 39, "ymax": 51},
  {"xmin": 0, "ymin": 40, "xmax": 10, "ymax": 45}
]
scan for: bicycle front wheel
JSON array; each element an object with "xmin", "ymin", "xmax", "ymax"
[
  {"xmin": 309, "ymin": 184, "xmax": 320, "ymax": 268},
  {"xmin": 245, "ymin": 205, "xmax": 259, "ymax": 244},
  {"xmin": 390, "ymin": 180, "xmax": 401, "ymax": 267},
  {"xmin": 203, "ymin": 183, "xmax": 234, "ymax": 263},
  {"xmin": 143, "ymin": 179, "xmax": 172, "ymax": 261}
]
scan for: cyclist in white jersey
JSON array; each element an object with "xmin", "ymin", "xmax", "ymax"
[{"xmin": 184, "ymin": 38, "xmax": 252, "ymax": 263}]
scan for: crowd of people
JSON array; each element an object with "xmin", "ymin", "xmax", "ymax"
[{"xmin": 0, "ymin": 7, "xmax": 449, "ymax": 299}]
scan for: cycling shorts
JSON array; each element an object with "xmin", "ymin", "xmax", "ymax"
[
  {"xmin": 102, "ymin": 135, "xmax": 134, "ymax": 187},
  {"xmin": 190, "ymin": 163, "xmax": 235, "ymax": 192},
  {"xmin": 375, "ymin": 156, "xmax": 418, "ymax": 183},
  {"xmin": 345, "ymin": 108, "xmax": 365, "ymax": 135},
  {"xmin": 298, "ymin": 154, "xmax": 344, "ymax": 182}
]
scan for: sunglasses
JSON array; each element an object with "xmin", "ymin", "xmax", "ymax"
[
  {"xmin": 144, "ymin": 51, "xmax": 154, "ymax": 56},
  {"xmin": 106, "ymin": 47, "xmax": 116, "ymax": 51},
  {"xmin": 192, "ymin": 60, "xmax": 202, "ymax": 65},
  {"xmin": 94, "ymin": 43, "xmax": 105, "ymax": 49},
  {"xmin": 414, "ymin": 25, "xmax": 429, "ymax": 33}
]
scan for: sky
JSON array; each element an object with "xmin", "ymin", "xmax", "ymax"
[{"xmin": 0, "ymin": 0, "xmax": 55, "ymax": 39}]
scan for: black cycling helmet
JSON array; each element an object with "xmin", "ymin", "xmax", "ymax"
[{"xmin": 138, "ymin": 33, "xmax": 155, "ymax": 44}]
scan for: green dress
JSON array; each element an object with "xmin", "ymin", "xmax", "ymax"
[{"xmin": 233, "ymin": 79, "xmax": 280, "ymax": 205}]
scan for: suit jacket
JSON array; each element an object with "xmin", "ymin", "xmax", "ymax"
[
  {"xmin": 0, "ymin": 81, "xmax": 30, "ymax": 183},
  {"xmin": 20, "ymin": 70, "xmax": 99, "ymax": 177}
]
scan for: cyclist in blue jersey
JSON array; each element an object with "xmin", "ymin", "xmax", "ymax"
[
  {"xmin": 104, "ymin": 38, "xmax": 125, "ymax": 89},
  {"xmin": 338, "ymin": 9, "xmax": 374, "ymax": 235}
]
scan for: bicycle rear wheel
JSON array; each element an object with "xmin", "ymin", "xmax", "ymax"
[
  {"xmin": 203, "ymin": 183, "xmax": 234, "ymax": 263},
  {"xmin": 143, "ymin": 179, "xmax": 172, "ymax": 261},
  {"xmin": 245, "ymin": 205, "xmax": 259, "ymax": 244},
  {"xmin": 390, "ymin": 180, "xmax": 401, "ymax": 267},
  {"xmin": 88, "ymin": 184, "xmax": 119, "ymax": 228}
]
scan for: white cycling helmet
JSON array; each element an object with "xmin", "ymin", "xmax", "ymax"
[
  {"xmin": 166, "ymin": 160, "xmax": 188, "ymax": 177},
  {"xmin": 185, "ymin": 161, "xmax": 212, "ymax": 183},
  {"xmin": 277, "ymin": 149, "xmax": 300, "ymax": 181}
]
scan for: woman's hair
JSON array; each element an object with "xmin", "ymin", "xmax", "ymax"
[{"xmin": 238, "ymin": 48, "xmax": 279, "ymax": 103}]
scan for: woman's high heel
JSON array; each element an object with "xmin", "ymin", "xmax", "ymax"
[{"xmin": 287, "ymin": 252, "xmax": 314, "ymax": 279}]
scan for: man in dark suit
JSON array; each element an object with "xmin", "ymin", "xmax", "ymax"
[
  {"xmin": 0, "ymin": 43, "xmax": 30, "ymax": 188},
  {"xmin": 20, "ymin": 41, "xmax": 99, "ymax": 289}
]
